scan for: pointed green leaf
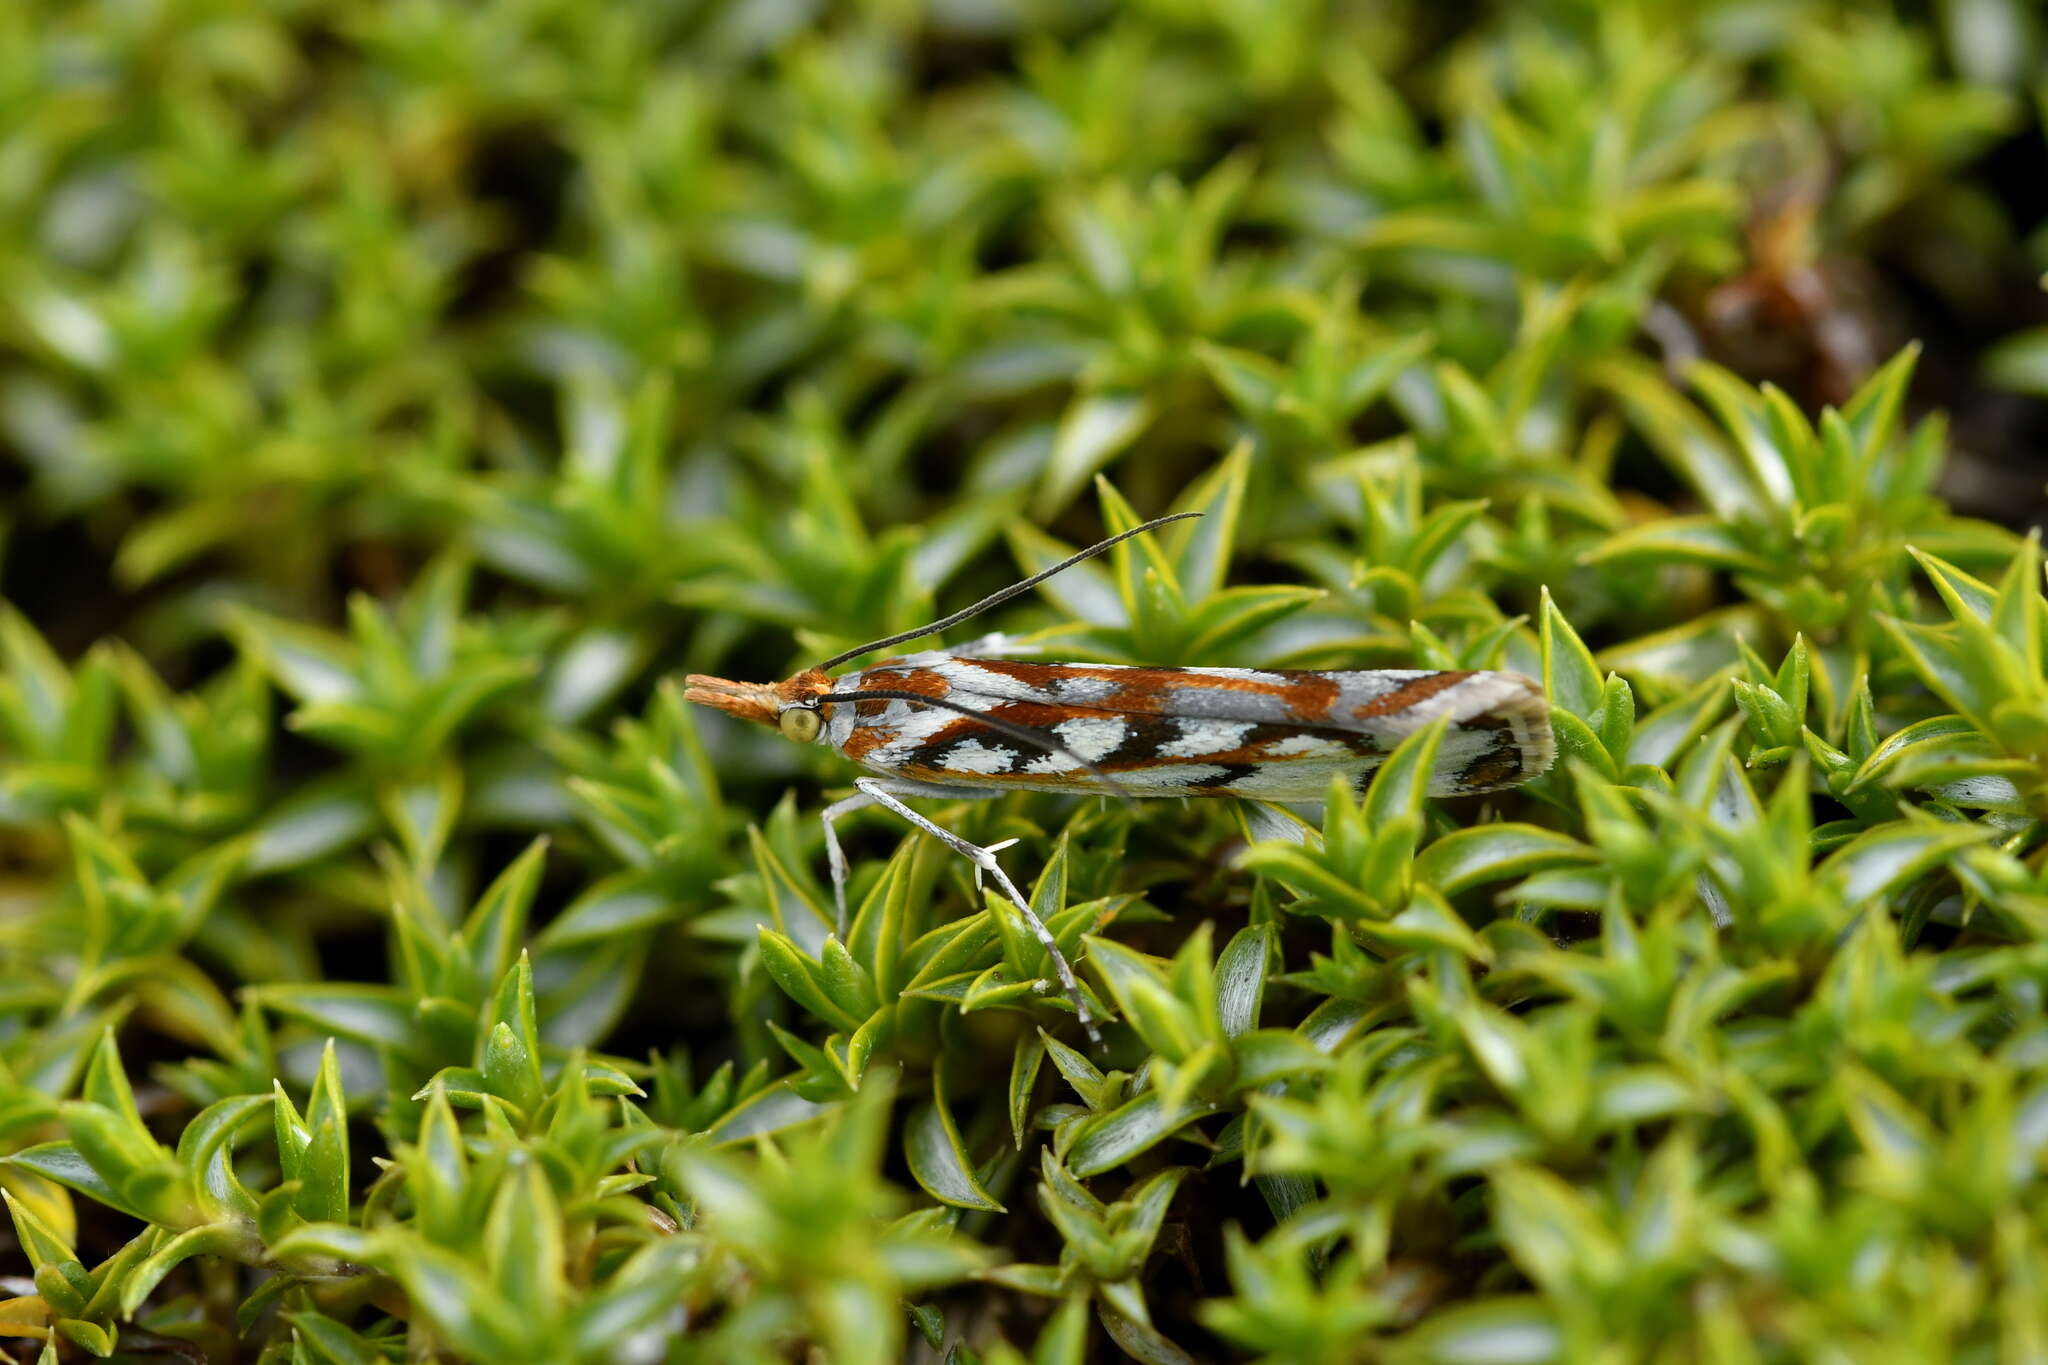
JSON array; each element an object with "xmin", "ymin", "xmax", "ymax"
[{"xmin": 906, "ymin": 1072, "xmax": 1004, "ymax": 1212}]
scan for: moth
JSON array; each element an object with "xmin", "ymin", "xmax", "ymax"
[{"xmin": 687, "ymin": 513, "xmax": 1554, "ymax": 1041}]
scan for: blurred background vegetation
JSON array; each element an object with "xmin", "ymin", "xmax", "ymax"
[{"xmin": 5, "ymin": 0, "xmax": 2048, "ymax": 1361}]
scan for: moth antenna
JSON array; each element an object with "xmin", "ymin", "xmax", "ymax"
[
  {"xmin": 815, "ymin": 511, "xmax": 1201, "ymax": 670},
  {"xmin": 817, "ymin": 688, "xmax": 1135, "ymax": 804}
]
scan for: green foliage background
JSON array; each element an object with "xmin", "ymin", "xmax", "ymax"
[{"xmin": 5, "ymin": 1, "xmax": 2048, "ymax": 1361}]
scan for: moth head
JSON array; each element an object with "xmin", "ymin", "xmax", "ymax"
[{"xmin": 683, "ymin": 668, "xmax": 832, "ymax": 733}]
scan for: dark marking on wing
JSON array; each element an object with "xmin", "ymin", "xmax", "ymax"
[
  {"xmin": 1455, "ymin": 734, "xmax": 1527, "ymax": 791},
  {"xmin": 1189, "ymin": 763, "xmax": 1262, "ymax": 794},
  {"xmin": 902, "ymin": 704, "xmax": 1162, "ymax": 773},
  {"xmin": 890, "ymin": 701, "xmax": 1388, "ymax": 786}
]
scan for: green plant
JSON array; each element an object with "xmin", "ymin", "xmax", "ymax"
[{"xmin": 5, "ymin": 1, "xmax": 2048, "ymax": 1361}]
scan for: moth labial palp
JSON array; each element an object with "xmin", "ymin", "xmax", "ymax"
[{"xmin": 684, "ymin": 512, "xmax": 1556, "ymax": 1046}]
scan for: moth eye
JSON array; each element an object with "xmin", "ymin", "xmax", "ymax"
[{"xmin": 779, "ymin": 707, "xmax": 823, "ymax": 743}]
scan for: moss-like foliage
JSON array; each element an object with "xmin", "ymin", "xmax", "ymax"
[{"xmin": 4, "ymin": 2, "xmax": 2048, "ymax": 1362}]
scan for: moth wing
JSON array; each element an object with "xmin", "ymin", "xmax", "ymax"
[{"xmin": 840, "ymin": 660, "xmax": 1551, "ymax": 796}]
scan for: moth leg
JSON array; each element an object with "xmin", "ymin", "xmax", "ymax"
[
  {"xmin": 818, "ymin": 789, "xmax": 876, "ymax": 935},
  {"xmin": 848, "ymin": 776, "xmax": 1101, "ymax": 1045},
  {"xmin": 819, "ymin": 778, "xmax": 1001, "ymax": 933}
]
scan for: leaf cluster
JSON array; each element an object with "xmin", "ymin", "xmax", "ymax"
[{"xmin": 5, "ymin": 1, "xmax": 2048, "ymax": 1362}]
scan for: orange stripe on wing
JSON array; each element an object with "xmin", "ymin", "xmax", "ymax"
[
  {"xmin": 968, "ymin": 659, "xmax": 1351, "ymax": 721},
  {"xmin": 1277, "ymin": 673, "xmax": 1341, "ymax": 721},
  {"xmin": 842, "ymin": 726, "xmax": 889, "ymax": 760},
  {"xmin": 1350, "ymin": 671, "xmax": 1471, "ymax": 719}
]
